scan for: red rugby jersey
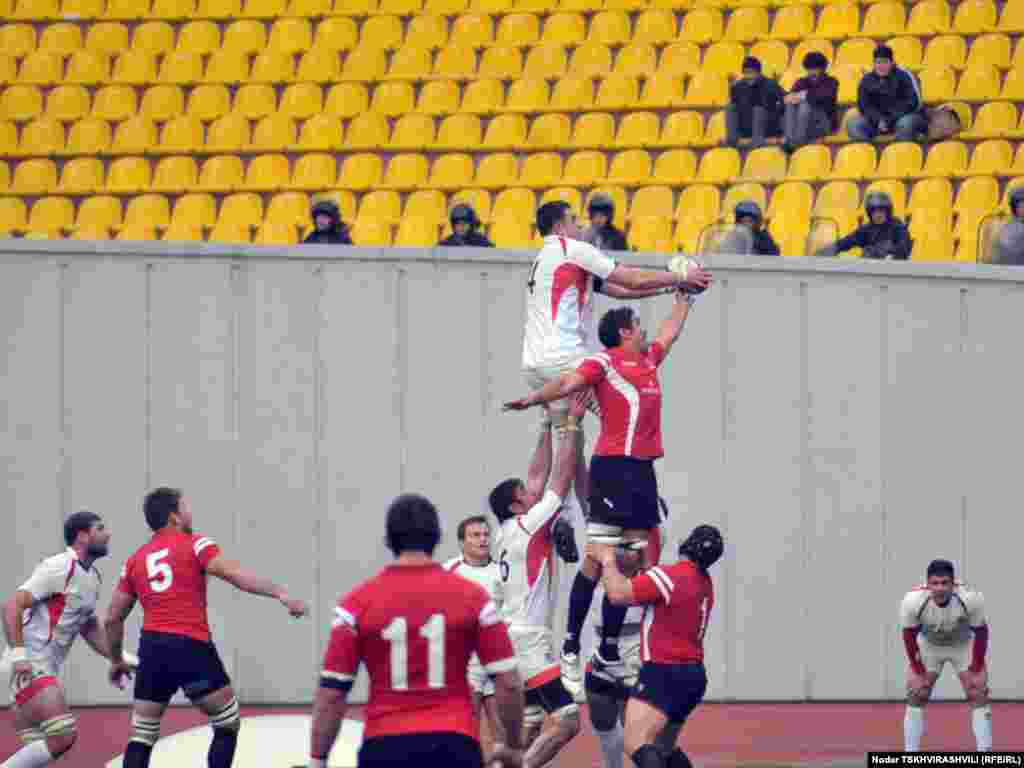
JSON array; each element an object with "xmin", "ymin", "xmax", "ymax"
[{"xmin": 632, "ymin": 560, "xmax": 714, "ymax": 664}]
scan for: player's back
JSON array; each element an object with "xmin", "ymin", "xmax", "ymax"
[
  {"xmin": 642, "ymin": 560, "xmax": 713, "ymax": 664},
  {"xmin": 119, "ymin": 528, "xmax": 219, "ymax": 643}
]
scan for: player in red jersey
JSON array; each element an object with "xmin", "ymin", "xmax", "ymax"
[
  {"xmin": 590, "ymin": 524, "xmax": 724, "ymax": 768},
  {"xmin": 104, "ymin": 487, "xmax": 309, "ymax": 768},
  {"xmin": 309, "ymin": 494, "xmax": 524, "ymax": 768},
  {"xmin": 505, "ymin": 289, "xmax": 699, "ymax": 686}
]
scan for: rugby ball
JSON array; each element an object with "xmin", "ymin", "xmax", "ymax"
[{"xmin": 668, "ymin": 256, "xmax": 707, "ymax": 295}]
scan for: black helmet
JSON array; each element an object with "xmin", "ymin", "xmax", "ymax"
[
  {"xmin": 864, "ymin": 190, "xmax": 893, "ymax": 215},
  {"xmin": 734, "ymin": 200, "xmax": 762, "ymax": 223},
  {"xmin": 588, "ymin": 192, "xmax": 615, "ymax": 218},
  {"xmin": 311, "ymin": 198, "xmax": 340, "ymax": 221},
  {"xmin": 803, "ymin": 51, "xmax": 828, "ymax": 71},
  {"xmin": 679, "ymin": 525, "xmax": 724, "ymax": 571},
  {"xmin": 1010, "ymin": 187, "xmax": 1024, "ymax": 214},
  {"xmin": 450, "ymin": 202, "xmax": 479, "ymax": 229}
]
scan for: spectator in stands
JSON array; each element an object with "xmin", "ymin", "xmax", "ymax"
[
  {"xmin": 725, "ymin": 57, "xmax": 785, "ymax": 149},
  {"xmin": 438, "ymin": 203, "xmax": 494, "ymax": 247},
  {"xmin": 582, "ymin": 194, "xmax": 628, "ymax": 252},
  {"xmin": 817, "ymin": 191, "xmax": 912, "ymax": 260},
  {"xmin": 848, "ymin": 46, "xmax": 927, "ymax": 143},
  {"xmin": 303, "ymin": 199, "xmax": 352, "ymax": 245},
  {"xmin": 992, "ymin": 188, "xmax": 1024, "ymax": 265},
  {"xmin": 731, "ymin": 201, "xmax": 780, "ymax": 256},
  {"xmin": 783, "ymin": 52, "xmax": 839, "ymax": 152}
]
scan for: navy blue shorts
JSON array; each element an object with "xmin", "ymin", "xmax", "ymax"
[
  {"xmin": 134, "ymin": 631, "xmax": 231, "ymax": 704},
  {"xmin": 589, "ymin": 456, "xmax": 660, "ymax": 531},
  {"xmin": 359, "ymin": 733, "xmax": 482, "ymax": 768},
  {"xmin": 632, "ymin": 662, "xmax": 707, "ymax": 724}
]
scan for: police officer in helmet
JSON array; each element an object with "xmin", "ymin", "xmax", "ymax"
[
  {"xmin": 438, "ymin": 203, "xmax": 494, "ymax": 247},
  {"xmin": 992, "ymin": 187, "xmax": 1024, "ymax": 265},
  {"xmin": 582, "ymin": 193, "xmax": 628, "ymax": 252},
  {"xmin": 733, "ymin": 200, "xmax": 780, "ymax": 256},
  {"xmin": 303, "ymin": 198, "xmax": 352, "ymax": 245},
  {"xmin": 817, "ymin": 191, "xmax": 912, "ymax": 260}
]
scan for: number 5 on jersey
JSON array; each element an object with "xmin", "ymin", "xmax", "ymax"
[
  {"xmin": 382, "ymin": 615, "xmax": 446, "ymax": 691},
  {"xmin": 146, "ymin": 548, "xmax": 173, "ymax": 593}
]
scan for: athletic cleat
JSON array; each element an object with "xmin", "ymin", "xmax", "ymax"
[{"xmin": 560, "ymin": 649, "xmax": 584, "ymax": 702}]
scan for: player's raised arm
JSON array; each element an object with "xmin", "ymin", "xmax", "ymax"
[
  {"xmin": 503, "ymin": 370, "xmax": 589, "ymax": 412},
  {"xmin": 653, "ymin": 291, "xmax": 697, "ymax": 359},
  {"xmin": 588, "ymin": 543, "xmax": 638, "ymax": 606},
  {"xmin": 204, "ymin": 557, "xmax": 309, "ymax": 618},
  {"xmin": 523, "ymin": 414, "xmax": 553, "ymax": 500},
  {"xmin": 606, "ymin": 261, "xmax": 712, "ymax": 294}
]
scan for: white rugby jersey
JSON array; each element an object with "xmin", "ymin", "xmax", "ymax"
[
  {"xmin": 496, "ymin": 490, "xmax": 564, "ymax": 631},
  {"xmin": 443, "ymin": 556, "xmax": 503, "ymax": 609},
  {"xmin": 19, "ymin": 548, "xmax": 101, "ymax": 675},
  {"xmin": 522, "ymin": 235, "xmax": 617, "ymax": 371},
  {"xmin": 900, "ymin": 583, "xmax": 986, "ymax": 646}
]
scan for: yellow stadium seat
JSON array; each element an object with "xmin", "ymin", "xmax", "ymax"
[
  {"xmin": 613, "ymin": 44, "xmax": 655, "ymax": 79},
  {"xmin": 920, "ymin": 67, "xmax": 956, "ymax": 103},
  {"xmin": 911, "ymin": 234, "xmax": 954, "ymax": 262},
  {"xmin": 770, "ymin": 5, "xmax": 814, "ymax": 41},
  {"xmin": 295, "ymin": 49, "xmax": 341, "ymax": 83},
  {"xmin": 787, "ymin": 145, "xmax": 831, "ymax": 182},
  {"xmin": 383, "ymin": 113, "xmax": 431, "ymax": 151},
  {"xmin": 908, "ymin": 177, "xmax": 953, "ymax": 214},
  {"xmin": 381, "ymin": 153, "xmax": 428, "ymax": 189},
  {"xmin": 428, "ymin": 153, "xmax": 474, "ymax": 188},
  {"xmin": 132, "ymin": 21, "xmax": 174, "ymax": 56},
  {"xmin": 328, "ymin": 0, "xmax": 375, "ymax": 14},
  {"xmin": 366, "ymin": 81, "xmax": 412, "ymax": 116},
  {"xmin": 919, "ymin": 140, "xmax": 968, "ymax": 177},
  {"xmin": 250, "ymin": 51, "xmax": 296, "ymax": 83},
  {"xmin": 865, "ymin": 179, "xmax": 906, "ymax": 217},
  {"xmin": 404, "ymin": 189, "xmax": 446, "ymax": 224},
  {"xmin": 250, "ymin": 114, "xmax": 296, "ymax": 150},
  {"xmin": 723, "ymin": 183, "xmax": 767, "ymax": 217},
  {"xmin": 12, "ymin": 0, "xmax": 58, "ymax": 18},
  {"xmin": 954, "ymin": 0, "xmax": 996, "ymax": 35},
  {"xmin": 526, "ymin": 112, "xmax": 570, "ymax": 149},
  {"xmin": 123, "ymin": 194, "xmax": 170, "ymax": 229},
  {"xmin": 313, "ymin": 19, "xmax": 359, "ymax": 53},
  {"xmin": 207, "ymin": 113, "xmax": 250, "ymax": 151},
  {"xmin": 520, "ymin": 152, "xmax": 562, "ymax": 188},
  {"xmin": 887, "ymin": 36, "xmax": 923, "ymax": 70},
  {"xmin": 475, "ymin": 152, "xmax": 519, "ymax": 188},
  {"xmin": 323, "ymin": 83, "xmax": 368, "ymax": 119},
  {"xmin": 612, "ymin": 111, "xmax": 656, "ymax": 148},
  {"xmin": 767, "ymin": 181, "xmax": 814, "ymax": 221},
  {"xmin": 741, "ymin": 147, "xmax": 787, "ymax": 182},
  {"xmin": 680, "ymin": 8, "xmax": 723, "ymax": 44},
  {"xmin": 571, "ymin": 112, "xmax": 614, "ymax": 149},
  {"xmin": 357, "ymin": 190, "xmax": 401, "ymax": 224},
  {"xmin": 433, "ymin": 114, "xmax": 480, "ymax": 150},
  {"xmin": 835, "ymin": 38, "xmax": 875, "ymax": 72},
  {"xmin": 634, "ymin": 10, "xmax": 676, "ymax": 44},
  {"xmin": 814, "ymin": 181, "xmax": 860, "ymax": 215},
  {"xmin": 875, "ymin": 141, "xmax": 923, "ymax": 178},
  {"xmin": 405, "ymin": 15, "xmax": 448, "ymax": 51},
  {"xmin": 177, "ymin": 20, "xmax": 220, "ymax": 55},
  {"xmin": 110, "ymin": 51, "xmax": 154, "ymax": 85},
  {"xmin": 657, "ymin": 110, "xmax": 702, "ymax": 147},
  {"xmin": 1002, "ymin": 68, "xmax": 1024, "ymax": 101},
  {"xmin": 607, "ymin": 149, "xmax": 651, "ymax": 187},
  {"xmin": 449, "ymin": 13, "xmax": 493, "ymax": 48},
  {"xmin": 344, "ymin": 112, "xmax": 389, "ymax": 149},
  {"xmin": 393, "ymin": 217, "xmax": 438, "ymax": 247},
  {"xmin": 46, "ymin": 84, "xmax": 90, "ymax": 122},
  {"xmin": 568, "ymin": 43, "xmax": 612, "ymax": 79},
  {"xmin": 106, "ymin": 157, "xmax": 152, "ymax": 193},
  {"xmin": 522, "ymin": 45, "xmax": 567, "ymax": 81},
  {"xmin": 278, "ymin": 83, "xmax": 322, "ymax": 120},
  {"xmin": 589, "ymin": 11, "xmax": 631, "ymax": 46},
  {"xmin": 195, "ymin": 155, "xmax": 243, "ymax": 192},
  {"xmin": 208, "ymin": 222, "xmax": 252, "ymax": 244},
  {"xmin": 289, "ymin": 152, "xmax": 337, "ymax": 191},
  {"xmin": 629, "ymin": 186, "xmax": 674, "ymax": 220},
  {"xmin": 151, "ymin": 156, "xmax": 198, "ymax": 192},
  {"xmin": 268, "ymin": 18, "xmax": 313, "ymax": 55},
  {"xmin": 239, "ymin": 154, "xmax": 288, "ymax": 192},
  {"xmin": 286, "ymin": 0, "xmax": 330, "ymax": 11},
  {"xmin": 550, "ymin": 76, "xmax": 594, "ymax": 111},
  {"xmin": 184, "ymin": 84, "xmax": 229, "ymax": 122},
  {"xmin": 18, "ymin": 52, "xmax": 62, "ymax": 86},
  {"xmin": 195, "ymin": 0, "xmax": 240, "ymax": 17},
  {"xmin": 724, "ymin": 7, "xmax": 768, "ymax": 42},
  {"xmin": 160, "ymin": 221, "xmax": 203, "ymax": 241},
  {"xmin": 63, "ymin": 0, "xmax": 106, "ymax": 18},
  {"xmin": 159, "ymin": 116, "xmax": 203, "ymax": 153},
  {"xmin": 471, "ymin": 0, "xmax": 509, "ymax": 12},
  {"xmin": 19, "ymin": 118, "xmax": 64, "ymax": 155},
  {"xmin": 500, "ymin": 78, "xmax": 545, "ymax": 113},
  {"xmin": 659, "ymin": 42, "xmax": 701, "ymax": 79},
  {"xmin": 254, "ymin": 222, "xmax": 297, "ymax": 246},
  {"xmin": 339, "ymin": 153, "xmax": 382, "ymax": 190},
  {"xmin": 963, "ymin": 101, "xmax": 1015, "ymax": 138},
  {"xmin": 966, "ymin": 139, "xmax": 1013, "ymax": 176},
  {"xmin": 515, "ymin": 0, "xmax": 556, "ymax": 12},
  {"xmin": 297, "ymin": 113, "xmax": 345, "ymax": 152},
  {"xmin": 416, "ymin": 80, "xmax": 460, "ymax": 115},
  {"xmin": 630, "ymin": 216, "xmax": 673, "ymax": 253},
  {"xmin": 748, "ymin": 41, "xmax": 790, "ymax": 78},
  {"xmin": 2, "ymin": 85, "xmax": 42, "ymax": 122},
  {"xmin": 908, "ymin": 0, "xmax": 951, "ymax": 35},
  {"xmin": 1002, "ymin": 3, "xmax": 1024, "ymax": 32},
  {"xmin": 653, "ymin": 150, "xmax": 697, "ymax": 185},
  {"xmin": 241, "ymin": 0, "xmax": 283, "ymax": 16},
  {"xmin": 202, "ymin": 51, "xmax": 248, "ymax": 84},
  {"xmin": 348, "ymin": 217, "xmax": 391, "ymax": 246},
  {"xmin": 562, "ymin": 150, "xmax": 606, "ymax": 185},
  {"xmin": 816, "ymin": 3, "xmax": 860, "ymax": 39},
  {"xmin": 703, "ymin": 41, "xmax": 745, "ymax": 77},
  {"xmin": 0, "ymin": 197, "xmax": 27, "ymax": 234},
  {"xmin": 956, "ymin": 66, "xmax": 1000, "ymax": 102},
  {"xmin": 954, "ymin": 176, "xmax": 998, "ymax": 214},
  {"xmin": 340, "ymin": 46, "xmax": 386, "ymax": 82},
  {"xmin": 596, "ymin": 74, "xmax": 639, "ymax": 111},
  {"xmin": 429, "ymin": 45, "xmax": 474, "ymax": 80},
  {"xmin": 217, "ymin": 192, "xmax": 262, "ymax": 228},
  {"xmin": 479, "ymin": 46, "xmax": 523, "ymax": 80},
  {"xmin": 685, "ymin": 72, "xmax": 728, "ymax": 108},
  {"xmin": 27, "ymin": 197, "xmax": 73, "ymax": 234},
  {"xmin": 66, "ymin": 50, "xmax": 112, "ymax": 86},
  {"xmin": 699, "ymin": 110, "xmax": 726, "ymax": 147},
  {"xmin": 768, "ymin": 211, "xmax": 810, "ymax": 257},
  {"xmin": 495, "ymin": 13, "xmax": 539, "ymax": 47},
  {"xmin": 0, "ymin": 25, "xmax": 35, "ymax": 59},
  {"xmin": 0, "ymin": 55, "xmax": 16, "ymax": 85},
  {"xmin": 66, "ymin": 116, "xmax": 111, "ymax": 154},
  {"xmin": 159, "ymin": 51, "xmax": 203, "ymax": 84},
  {"xmin": 137, "ymin": 84, "xmax": 183, "ymax": 122},
  {"xmin": 488, "ymin": 218, "xmax": 532, "ymax": 248},
  {"xmin": 117, "ymin": 223, "xmax": 158, "ymax": 241},
  {"xmin": 69, "ymin": 225, "xmax": 111, "ymax": 240},
  {"xmin": 967, "ymin": 34, "xmax": 1011, "ymax": 71},
  {"xmin": 862, "ymin": 3, "xmax": 905, "ymax": 37},
  {"xmin": 58, "ymin": 157, "xmax": 103, "ymax": 194},
  {"xmin": 425, "ymin": 0, "xmax": 465, "ymax": 12},
  {"xmin": 39, "ymin": 23, "xmax": 82, "ymax": 56},
  {"xmin": 386, "ymin": 48, "xmax": 432, "ymax": 82},
  {"xmin": 263, "ymin": 191, "xmax": 309, "ymax": 226},
  {"xmin": 380, "ymin": 0, "xmax": 422, "ymax": 14},
  {"xmin": 537, "ymin": 13, "xmax": 579, "ymax": 47},
  {"xmin": 111, "ymin": 115, "xmax": 157, "ymax": 154}
]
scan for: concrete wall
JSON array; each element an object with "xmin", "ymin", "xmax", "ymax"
[{"xmin": 1, "ymin": 240, "xmax": 1021, "ymax": 704}]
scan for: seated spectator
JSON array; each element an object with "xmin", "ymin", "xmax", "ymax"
[
  {"xmin": 848, "ymin": 46, "xmax": 927, "ymax": 143},
  {"xmin": 303, "ymin": 199, "xmax": 352, "ymax": 245},
  {"xmin": 992, "ymin": 188, "xmax": 1024, "ymax": 265},
  {"xmin": 726, "ymin": 200, "xmax": 780, "ymax": 256},
  {"xmin": 438, "ymin": 203, "xmax": 494, "ymax": 247},
  {"xmin": 783, "ymin": 52, "xmax": 839, "ymax": 152},
  {"xmin": 816, "ymin": 191, "xmax": 911, "ymax": 259},
  {"xmin": 726, "ymin": 57, "xmax": 785, "ymax": 149},
  {"xmin": 582, "ymin": 193, "xmax": 628, "ymax": 251}
]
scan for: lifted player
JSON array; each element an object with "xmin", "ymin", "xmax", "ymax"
[
  {"xmin": 591, "ymin": 525, "xmax": 724, "ymax": 768},
  {"xmin": 444, "ymin": 515, "xmax": 507, "ymax": 751},
  {"xmin": 105, "ymin": 487, "xmax": 309, "ymax": 768},
  {"xmin": 2, "ymin": 512, "xmax": 124, "ymax": 768},
  {"xmin": 310, "ymin": 494, "xmax": 524, "ymax": 768},
  {"xmin": 488, "ymin": 392, "xmax": 590, "ymax": 768},
  {"xmin": 901, "ymin": 559, "xmax": 991, "ymax": 752}
]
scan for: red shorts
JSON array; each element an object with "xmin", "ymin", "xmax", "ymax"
[{"xmin": 15, "ymin": 675, "xmax": 60, "ymax": 707}]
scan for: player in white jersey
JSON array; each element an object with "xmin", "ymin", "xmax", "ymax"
[
  {"xmin": 1, "ymin": 512, "xmax": 130, "ymax": 768},
  {"xmin": 444, "ymin": 514, "xmax": 506, "ymax": 750},
  {"xmin": 900, "ymin": 559, "xmax": 991, "ymax": 752},
  {"xmin": 488, "ymin": 393, "xmax": 590, "ymax": 768}
]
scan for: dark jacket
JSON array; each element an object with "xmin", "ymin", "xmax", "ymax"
[
  {"xmin": 790, "ymin": 74, "xmax": 840, "ymax": 130},
  {"xmin": 993, "ymin": 220, "xmax": 1024, "ymax": 265},
  {"xmin": 584, "ymin": 224, "xmax": 628, "ymax": 252},
  {"xmin": 729, "ymin": 76, "xmax": 786, "ymax": 135},
  {"xmin": 303, "ymin": 221, "xmax": 352, "ymax": 245},
  {"xmin": 857, "ymin": 68, "xmax": 922, "ymax": 128},
  {"xmin": 752, "ymin": 228, "xmax": 781, "ymax": 256},
  {"xmin": 438, "ymin": 231, "xmax": 494, "ymax": 247},
  {"xmin": 833, "ymin": 219, "xmax": 912, "ymax": 260}
]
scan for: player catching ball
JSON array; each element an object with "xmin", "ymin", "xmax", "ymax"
[{"xmin": 901, "ymin": 559, "xmax": 991, "ymax": 752}]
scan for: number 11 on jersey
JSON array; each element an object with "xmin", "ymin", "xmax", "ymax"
[{"xmin": 381, "ymin": 614, "xmax": 446, "ymax": 691}]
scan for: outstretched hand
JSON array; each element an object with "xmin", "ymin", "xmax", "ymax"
[
  {"xmin": 502, "ymin": 397, "xmax": 534, "ymax": 412},
  {"xmin": 683, "ymin": 262, "xmax": 713, "ymax": 292},
  {"xmin": 109, "ymin": 661, "xmax": 133, "ymax": 690}
]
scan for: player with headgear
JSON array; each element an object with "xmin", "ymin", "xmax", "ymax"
[
  {"xmin": 1, "ymin": 511, "xmax": 127, "ymax": 768},
  {"xmin": 587, "ymin": 524, "xmax": 724, "ymax": 768},
  {"xmin": 105, "ymin": 487, "xmax": 309, "ymax": 768},
  {"xmin": 311, "ymin": 494, "xmax": 524, "ymax": 768},
  {"xmin": 900, "ymin": 559, "xmax": 991, "ymax": 752},
  {"xmin": 505, "ymin": 287, "xmax": 702, "ymax": 698}
]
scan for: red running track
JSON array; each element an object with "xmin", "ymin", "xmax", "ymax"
[{"xmin": 2, "ymin": 702, "xmax": 1023, "ymax": 767}]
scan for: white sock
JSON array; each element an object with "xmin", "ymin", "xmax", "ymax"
[
  {"xmin": 904, "ymin": 706, "xmax": 925, "ymax": 751},
  {"xmin": 1, "ymin": 741, "xmax": 53, "ymax": 768},
  {"xmin": 972, "ymin": 706, "xmax": 992, "ymax": 751},
  {"xmin": 596, "ymin": 722, "xmax": 625, "ymax": 768}
]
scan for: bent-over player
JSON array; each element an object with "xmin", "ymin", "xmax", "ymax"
[
  {"xmin": 901, "ymin": 559, "xmax": 991, "ymax": 752},
  {"xmin": 2, "ymin": 512, "xmax": 122, "ymax": 768}
]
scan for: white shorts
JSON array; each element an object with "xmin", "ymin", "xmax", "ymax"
[
  {"xmin": 919, "ymin": 640, "xmax": 971, "ymax": 675},
  {"xmin": 467, "ymin": 655, "xmax": 495, "ymax": 698},
  {"xmin": 509, "ymin": 626, "xmax": 558, "ymax": 689},
  {"xmin": 523, "ymin": 358, "xmax": 592, "ymax": 421}
]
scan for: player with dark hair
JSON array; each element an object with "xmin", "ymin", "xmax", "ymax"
[
  {"xmin": 444, "ymin": 515, "xmax": 506, "ymax": 753},
  {"xmin": 589, "ymin": 524, "xmax": 724, "ymax": 768},
  {"xmin": 506, "ymin": 289, "xmax": 699, "ymax": 694},
  {"xmin": 900, "ymin": 559, "xmax": 991, "ymax": 752},
  {"xmin": 310, "ymin": 495, "xmax": 524, "ymax": 768},
  {"xmin": 1, "ymin": 511, "xmax": 123, "ymax": 768},
  {"xmin": 105, "ymin": 487, "xmax": 309, "ymax": 768}
]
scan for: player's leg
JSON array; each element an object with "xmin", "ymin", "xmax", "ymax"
[
  {"xmin": 187, "ymin": 642, "xmax": 239, "ymax": 768},
  {"xmin": 595, "ymin": 528, "xmax": 649, "ymax": 672},
  {"xmin": 2, "ymin": 680, "xmax": 76, "ymax": 768},
  {"xmin": 123, "ymin": 699, "xmax": 167, "ymax": 768},
  {"xmin": 522, "ymin": 678, "xmax": 580, "ymax": 768},
  {"xmin": 625, "ymin": 662, "xmax": 707, "ymax": 768},
  {"xmin": 481, "ymin": 694, "xmax": 507, "ymax": 753},
  {"xmin": 623, "ymin": 696, "xmax": 671, "ymax": 768},
  {"xmin": 955, "ymin": 647, "xmax": 992, "ymax": 752},
  {"xmin": 904, "ymin": 650, "xmax": 940, "ymax": 752},
  {"xmin": 653, "ymin": 722, "xmax": 694, "ymax": 768},
  {"xmin": 585, "ymin": 663, "xmax": 626, "ymax": 768}
]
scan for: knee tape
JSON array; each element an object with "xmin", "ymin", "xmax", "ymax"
[
  {"xmin": 210, "ymin": 697, "xmax": 241, "ymax": 731},
  {"xmin": 524, "ymin": 704, "xmax": 546, "ymax": 727},
  {"xmin": 553, "ymin": 702, "xmax": 580, "ymax": 722},
  {"xmin": 587, "ymin": 522, "xmax": 622, "ymax": 545},
  {"xmin": 130, "ymin": 713, "xmax": 162, "ymax": 747},
  {"xmin": 16, "ymin": 727, "xmax": 44, "ymax": 745},
  {"xmin": 40, "ymin": 713, "xmax": 76, "ymax": 740}
]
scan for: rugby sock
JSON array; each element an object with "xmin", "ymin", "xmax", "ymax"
[
  {"xmin": 595, "ymin": 721, "xmax": 624, "ymax": 768},
  {"xmin": 1, "ymin": 741, "xmax": 52, "ymax": 768},
  {"xmin": 972, "ymin": 706, "xmax": 992, "ymax": 752},
  {"xmin": 631, "ymin": 744, "xmax": 667, "ymax": 768},
  {"xmin": 903, "ymin": 706, "xmax": 924, "ymax": 751},
  {"xmin": 598, "ymin": 595, "xmax": 629, "ymax": 663},
  {"xmin": 667, "ymin": 748, "xmax": 695, "ymax": 768},
  {"xmin": 208, "ymin": 727, "xmax": 239, "ymax": 768},
  {"xmin": 564, "ymin": 572, "xmax": 598, "ymax": 655},
  {"xmin": 123, "ymin": 741, "xmax": 153, "ymax": 768}
]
